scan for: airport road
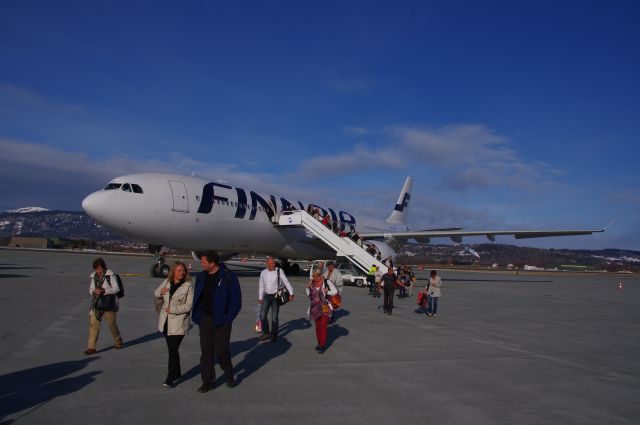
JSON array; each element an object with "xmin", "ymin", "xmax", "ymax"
[{"xmin": 0, "ymin": 249, "xmax": 639, "ymax": 425}]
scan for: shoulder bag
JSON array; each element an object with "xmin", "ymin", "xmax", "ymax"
[{"xmin": 274, "ymin": 268, "xmax": 291, "ymax": 306}]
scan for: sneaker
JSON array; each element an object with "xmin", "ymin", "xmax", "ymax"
[
  {"xmin": 226, "ymin": 377, "xmax": 237, "ymax": 388},
  {"xmin": 163, "ymin": 380, "xmax": 176, "ymax": 388},
  {"xmin": 314, "ymin": 345, "xmax": 321, "ymax": 351},
  {"xmin": 197, "ymin": 382, "xmax": 211, "ymax": 393},
  {"xmin": 83, "ymin": 348, "xmax": 97, "ymax": 355},
  {"xmin": 317, "ymin": 346, "xmax": 326, "ymax": 354}
]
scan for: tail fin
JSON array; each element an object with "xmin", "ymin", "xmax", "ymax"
[{"xmin": 386, "ymin": 176, "xmax": 413, "ymax": 226}]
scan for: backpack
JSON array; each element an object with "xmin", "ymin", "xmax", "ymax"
[{"xmin": 106, "ymin": 274, "xmax": 125, "ymax": 299}]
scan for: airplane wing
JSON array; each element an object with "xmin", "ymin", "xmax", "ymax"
[{"xmin": 360, "ymin": 227, "xmax": 607, "ymax": 243}]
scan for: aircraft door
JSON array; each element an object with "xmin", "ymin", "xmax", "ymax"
[{"xmin": 168, "ymin": 180, "xmax": 189, "ymax": 213}]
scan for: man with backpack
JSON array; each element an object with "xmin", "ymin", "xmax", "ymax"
[
  {"xmin": 84, "ymin": 258, "xmax": 124, "ymax": 355},
  {"xmin": 258, "ymin": 256, "xmax": 295, "ymax": 342}
]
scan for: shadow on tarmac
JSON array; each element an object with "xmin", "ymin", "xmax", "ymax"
[
  {"xmin": 331, "ymin": 309, "xmax": 350, "ymax": 324},
  {"xmin": 0, "ymin": 359, "xmax": 101, "ymax": 424},
  {"xmin": 0, "ymin": 266, "xmax": 43, "ymax": 271},
  {"xmin": 181, "ymin": 318, "xmax": 310, "ymax": 387},
  {"xmin": 325, "ymin": 323, "xmax": 349, "ymax": 351},
  {"xmin": 96, "ymin": 331, "xmax": 163, "ymax": 354}
]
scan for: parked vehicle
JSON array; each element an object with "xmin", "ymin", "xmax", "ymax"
[{"xmin": 309, "ymin": 258, "xmax": 368, "ymax": 287}]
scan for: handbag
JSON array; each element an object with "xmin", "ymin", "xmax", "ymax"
[
  {"xmin": 274, "ymin": 268, "xmax": 291, "ymax": 306},
  {"xmin": 96, "ymin": 294, "xmax": 118, "ymax": 311},
  {"xmin": 323, "ymin": 280, "xmax": 341, "ymax": 309},
  {"xmin": 154, "ymin": 281, "xmax": 168, "ymax": 314},
  {"xmin": 154, "ymin": 296, "xmax": 164, "ymax": 314},
  {"xmin": 417, "ymin": 292, "xmax": 428, "ymax": 307}
]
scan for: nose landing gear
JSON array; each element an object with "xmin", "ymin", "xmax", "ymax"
[{"xmin": 149, "ymin": 245, "xmax": 170, "ymax": 278}]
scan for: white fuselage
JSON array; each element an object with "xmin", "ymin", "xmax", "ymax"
[{"xmin": 82, "ymin": 173, "xmax": 402, "ymax": 259}]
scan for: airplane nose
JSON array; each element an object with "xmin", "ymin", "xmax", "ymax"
[{"xmin": 82, "ymin": 192, "xmax": 103, "ymax": 220}]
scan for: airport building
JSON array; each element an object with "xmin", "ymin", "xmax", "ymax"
[{"xmin": 9, "ymin": 237, "xmax": 54, "ymax": 249}]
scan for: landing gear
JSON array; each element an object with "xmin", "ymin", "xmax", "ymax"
[{"xmin": 149, "ymin": 245, "xmax": 169, "ymax": 278}]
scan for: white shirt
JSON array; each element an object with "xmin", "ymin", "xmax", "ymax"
[
  {"xmin": 258, "ymin": 268, "xmax": 294, "ymax": 300},
  {"xmin": 427, "ymin": 276, "xmax": 442, "ymax": 297},
  {"xmin": 323, "ymin": 268, "xmax": 343, "ymax": 294}
]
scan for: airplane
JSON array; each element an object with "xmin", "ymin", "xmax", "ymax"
[{"xmin": 81, "ymin": 173, "xmax": 606, "ymax": 277}]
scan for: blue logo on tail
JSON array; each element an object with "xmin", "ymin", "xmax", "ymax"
[{"xmin": 394, "ymin": 193, "xmax": 411, "ymax": 212}]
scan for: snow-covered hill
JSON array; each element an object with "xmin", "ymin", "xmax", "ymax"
[{"xmin": 5, "ymin": 207, "xmax": 50, "ymax": 213}]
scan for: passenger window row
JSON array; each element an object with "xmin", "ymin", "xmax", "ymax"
[{"xmin": 212, "ymin": 199, "xmax": 269, "ymax": 212}]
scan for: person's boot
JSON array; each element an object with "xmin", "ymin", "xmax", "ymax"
[{"xmin": 226, "ymin": 375, "xmax": 237, "ymax": 388}]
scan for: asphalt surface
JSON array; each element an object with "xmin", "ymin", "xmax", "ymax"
[{"xmin": 0, "ymin": 248, "xmax": 639, "ymax": 425}]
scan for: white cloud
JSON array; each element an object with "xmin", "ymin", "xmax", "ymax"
[
  {"xmin": 292, "ymin": 143, "xmax": 402, "ymax": 179},
  {"xmin": 294, "ymin": 123, "xmax": 563, "ymax": 191},
  {"xmin": 0, "ymin": 138, "xmax": 332, "ymax": 211}
]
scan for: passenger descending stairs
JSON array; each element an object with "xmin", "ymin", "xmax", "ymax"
[{"xmin": 278, "ymin": 210, "xmax": 388, "ymax": 274}]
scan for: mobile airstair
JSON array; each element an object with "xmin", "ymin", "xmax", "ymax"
[{"xmin": 278, "ymin": 210, "xmax": 388, "ymax": 274}]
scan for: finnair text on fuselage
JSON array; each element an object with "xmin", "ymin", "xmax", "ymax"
[{"xmin": 195, "ymin": 181, "xmax": 358, "ymax": 231}]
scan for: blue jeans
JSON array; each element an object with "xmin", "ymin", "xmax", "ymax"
[
  {"xmin": 260, "ymin": 294, "xmax": 280, "ymax": 336},
  {"xmin": 427, "ymin": 296, "xmax": 439, "ymax": 315}
]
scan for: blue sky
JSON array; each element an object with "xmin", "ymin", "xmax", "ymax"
[{"xmin": 1, "ymin": 0, "xmax": 638, "ymax": 250}]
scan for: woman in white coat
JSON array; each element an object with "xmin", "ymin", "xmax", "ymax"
[
  {"xmin": 426, "ymin": 269, "xmax": 442, "ymax": 317},
  {"xmin": 154, "ymin": 261, "xmax": 194, "ymax": 388}
]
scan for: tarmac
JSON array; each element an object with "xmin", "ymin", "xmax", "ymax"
[{"xmin": 0, "ymin": 248, "xmax": 639, "ymax": 425}]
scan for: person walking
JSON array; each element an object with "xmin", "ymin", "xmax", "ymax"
[
  {"xmin": 397, "ymin": 268, "xmax": 409, "ymax": 299},
  {"xmin": 374, "ymin": 266, "xmax": 384, "ymax": 298},
  {"xmin": 306, "ymin": 266, "xmax": 337, "ymax": 353},
  {"xmin": 426, "ymin": 270, "xmax": 442, "ymax": 317},
  {"xmin": 84, "ymin": 258, "xmax": 123, "ymax": 355},
  {"xmin": 154, "ymin": 261, "xmax": 194, "ymax": 388},
  {"xmin": 324, "ymin": 261, "xmax": 343, "ymax": 295},
  {"xmin": 258, "ymin": 256, "xmax": 295, "ymax": 342},
  {"xmin": 407, "ymin": 267, "xmax": 416, "ymax": 297},
  {"xmin": 367, "ymin": 265, "xmax": 377, "ymax": 295},
  {"xmin": 192, "ymin": 251, "xmax": 242, "ymax": 393},
  {"xmin": 381, "ymin": 267, "xmax": 397, "ymax": 315},
  {"xmin": 324, "ymin": 261, "xmax": 343, "ymax": 323}
]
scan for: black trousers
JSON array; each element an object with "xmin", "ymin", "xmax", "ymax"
[
  {"xmin": 383, "ymin": 284, "xmax": 395, "ymax": 312},
  {"xmin": 199, "ymin": 314, "xmax": 233, "ymax": 384},
  {"xmin": 165, "ymin": 333, "xmax": 184, "ymax": 381}
]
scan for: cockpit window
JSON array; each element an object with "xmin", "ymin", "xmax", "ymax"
[
  {"xmin": 121, "ymin": 183, "xmax": 132, "ymax": 192},
  {"xmin": 131, "ymin": 184, "xmax": 143, "ymax": 194},
  {"xmin": 104, "ymin": 183, "xmax": 122, "ymax": 190}
]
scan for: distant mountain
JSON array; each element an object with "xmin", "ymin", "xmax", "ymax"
[
  {"xmin": 399, "ymin": 243, "xmax": 640, "ymax": 272},
  {"xmin": 0, "ymin": 209, "xmax": 125, "ymax": 240},
  {"xmin": 5, "ymin": 207, "xmax": 50, "ymax": 213}
]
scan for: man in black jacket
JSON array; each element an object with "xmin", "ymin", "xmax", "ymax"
[{"xmin": 192, "ymin": 251, "xmax": 242, "ymax": 393}]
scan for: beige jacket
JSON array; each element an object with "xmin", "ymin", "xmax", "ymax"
[{"xmin": 154, "ymin": 279, "xmax": 194, "ymax": 336}]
